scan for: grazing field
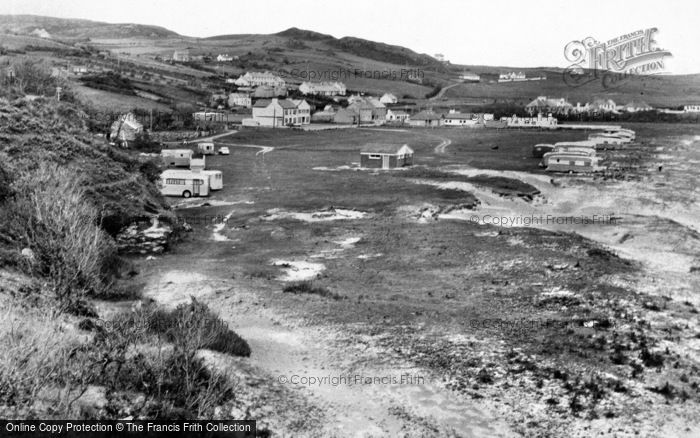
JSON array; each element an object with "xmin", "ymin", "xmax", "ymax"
[{"xmin": 137, "ymin": 124, "xmax": 700, "ymax": 436}]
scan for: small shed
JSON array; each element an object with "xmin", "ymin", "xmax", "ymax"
[{"xmin": 360, "ymin": 144, "xmax": 414, "ymax": 169}]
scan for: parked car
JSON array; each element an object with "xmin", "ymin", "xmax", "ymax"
[{"xmin": 219, "ymin": 146, "xmax": 230, "ymax": 155}]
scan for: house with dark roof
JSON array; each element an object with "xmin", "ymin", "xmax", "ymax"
[
  {"xmin": 525, "ymin": 96, "xmax": 574, "ymax": 115},
  {"xmin": 360, "ymin": 144, "xmax": 414, "ymax": 169},
  {"xmin": 408, "ymin": 110, "xmax": 443, "ymax": 127},
  {"xmin": 252, "ymin": 98, "xmax": 310, "ymax": 127}
]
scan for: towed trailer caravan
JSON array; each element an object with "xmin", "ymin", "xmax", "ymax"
[
  {"xmin": 161, "ymin": 149, "xmax": 193, "ymax": 167},
  {"xmin": 588, "ymin": 133, "xmax": 631, "ymax": 145},
  {"xmin": 159, "ymin": 169, "xmax": 210, "ymax": 198},
  {"xmin": 602, "ymin": 128, "xmax": 635, "ymax": 140},
  {"xmin": 203, "ymin": 170, "xmax": 223, "ymax": 190},
  {"xmin": 552, "ymin": 145, "xmax": 597, "ymax": 155},
  {"xmin": 545, "ymin": 153, "xmax": 599, "ymax": 173},
  {"xmin": 197, "ymin": 142, "xmax": 216, "ymax": 155},
  {"xmin": 543, "ymin": 149, "xmax": 595, "ymax": 168},
  {"xmin": 532, "ymin": 144, "xmax": 555, "ymax": 158}
]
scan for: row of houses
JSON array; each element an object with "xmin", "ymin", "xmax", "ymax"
[
  {"xmin": 233, "ymin": 71, "xmax": 286, "ymax": 88},
  {"xmin": 299, "ymin": 81, "xmax": 347, "ymax": 96},
  {"xmin": 523, "ymin": 96, "xmax": 688, "ymax": 115}
]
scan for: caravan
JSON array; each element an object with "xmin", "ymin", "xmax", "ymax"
[
  {"xmin": 161, "ymin": 149, "xmax": 193, "ymax": 167},
  {"xmin": 160, "ymin": 169, "xmax": 210, "ymax": 198},
  {"xmin": 197, "ymin": 142, "xmax": 216, "ymax": 155},
  {"xmin": 544, "ymin": 153, "xmax": 600, "ymax": 173},
  {"xmin": 203, "ymin": 170, "xmax": 223, "ymax": 190}
]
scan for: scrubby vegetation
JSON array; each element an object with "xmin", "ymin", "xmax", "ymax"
[
  {"xmin": 283, "ymin": 281, "xmax": 341, "ymax": 300},
  {"xmin": 0, "ymin": 68, "xmax": 248, "ymax": 420}
]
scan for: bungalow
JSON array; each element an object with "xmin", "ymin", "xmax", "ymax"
[
  {"xmin": 299, "ymin": 81, "xmax": 346, "ymax": 96},
  {"xmin": 525, "ymin": 96, "xmax": 574, "ymax": 115},
  {"xmin": 408, "ymin": 110, "xmax": 442, "ymax": 127},
  {"xmin": 252, "ymin": 98, "xmax": 310, "ymax": 127},
  {"xmin": 459, "ymin": 72, "xmax": 480, "ymax": 82},
  {"xmin": 622, "ymin": 101, "xmax": 653, "ymax": 113},
  {"xmin": 380, "ymin": 93, "xmax": 398, "ymax": 104},
  {"xmin": 498, "ymin": 72, "xmax": 526, "ymax": 82},
  {"xmin": 587, "ymin": 98, "xmax": 618, "ymax": 114},
  {"xmin": 360, "ymin": 144, "xmax": 414, "ymax": 169},
  {"xmin": 443, "ymin": 112, "xmax": 480, "ymax": 127},
  {"xmin": 502, "ymin": 113, "xmax": 558, "ymax": 129},
  {"xmin": 234, "ymin": 71, "xmax": 286, "ymax": 88},
  {"xmin": 228, "ymin": 92, "xmax": 252, "ymax": 108},
  {"xmin": 386, "ymin": 109, "xmax": 409, "ymax": 123},
  {"xmin": 110, "ymin": 113, "xmax": 144, "ymax": 144},
  {"xmin": 216, "ymin": 54, "xmax": 233, "ymax": 62}
]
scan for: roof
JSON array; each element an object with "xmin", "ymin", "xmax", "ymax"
[
  {"xmin": 444, "ymin": 113, "xmax": 474, "ymax": 120},
  {"xmin": 252, "ymin": 98, "xmax": 298, "ymax": 109},
  {"xmin": 411, "ymin": 110, "xmax": 442, "ymax": 120},
  {"xmin": 360, "ymin": 143, "xmax": 413, "ymax": 154}
]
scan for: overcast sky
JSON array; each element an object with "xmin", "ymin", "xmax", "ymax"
[{"xmin": 2, "ymin": 0, "xmax": 698, "ymax": 74}]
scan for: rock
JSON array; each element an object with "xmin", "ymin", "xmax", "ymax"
[
  {"xmin": 21, "ymin": 248, "xmax": 35, "ymax": 261},
  {"xmin": 76, "ymin": 385, "xmax": 108, "ymax": 416}
]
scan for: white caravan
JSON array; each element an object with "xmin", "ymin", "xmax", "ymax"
[
  {"xmin": 203, "ymin": 170, "xmax": 223, "ymax": 190},
  {"xmin": 161, "ymin": 149, "xmax": 193, "ymax": 167}
]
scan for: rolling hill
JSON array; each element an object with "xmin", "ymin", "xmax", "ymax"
[
  {"xmin": 2, "ymin": 14, "xmax": 699, "ymax": 110},
  {"xmin": 0, "ymin": 14, "xmax": 179, "ymax": 40}
]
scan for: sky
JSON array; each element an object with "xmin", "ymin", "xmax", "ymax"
[{"xmin": 2, "ymin": 0, "xmax": 698, "ymax": 74}]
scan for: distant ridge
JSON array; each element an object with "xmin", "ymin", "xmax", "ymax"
[{"xmin": 0, "ymin": 14, "xmax": 180, "ymax": 39}]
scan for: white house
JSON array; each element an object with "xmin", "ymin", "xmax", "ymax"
[
  {"xmin": 228, "ymin": 92, "xmax": 252, "ymax": 108},
  {"xmin": 386, "ymin": 109, "xmax": 409, "ymax": 122},
  {"xmin": 299, "ymin": 81, "xmax": 346, "ymax": 96},
  {"xmin": 234, "ymin": 71, "xmax": 286, "ymax": 88},
  {"xmin": 498, "ymin": 72, "xmax": 526, "ymax": 82},
  {"xmin": 459, "ymin": 72, "xmax": 480, "ymax": 82},
  {"xmin": 252, "ymin": 98, "xmax": 311, "ymax": 127},
  {"xmin": 110, "ymin": 113, "xmax": 143, "ymax": 143},
  {"xmin": 443, "ymin": 113, "xmax": 480, "ymax": 127},
  {"xmin": 502, "ymin": 113, "xmax": 558, "ymax": 128},
  {"xmin": 216, "ymin": 54, "xmax": 233, "ymax": 62},
  {"xmin": 380, "ymin": 93, "xmax": 398, "ymax": 104},
  {"xmin": 684, "ymin": 105, "xmax": 700, "ymax": 113},
  {"xmin": 172, "ymin": 50, "xmax": 190, "ymax": 62}
]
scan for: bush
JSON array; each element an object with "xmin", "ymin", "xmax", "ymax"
[
  {"xmin": 283, "ymin": 281, "xmax": 341, "ymax": 299},
  {"xmin": 147, "ymin": 298, "xmax": 251, "ymax": 357},
  {"xmin": 3, "ymin": 163, "xmax": 116, "ymax": 312}
]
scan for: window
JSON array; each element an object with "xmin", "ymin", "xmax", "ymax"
[
  {"xmin": 193, "ymin": 179, "xmax": 203, "ymax": 185},
  {"xmin": 368, "ymin": 154, "xmax": 381, "ymax": 159},
  {"xmin": 166, "ymin": 178, "xmax": 186, "ymax": 185}
]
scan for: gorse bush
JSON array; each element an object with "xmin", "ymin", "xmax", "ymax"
[
  {"xmin": 283, "ymin": 281, "xmax": 340, "ymax": 300},
  {"xmin": 3, "ymin": 163, "xmax": 115, "ymax": 312},
  {"xmin": 147, "ymin": 298, "xmax": 251, "ymax": 357}
]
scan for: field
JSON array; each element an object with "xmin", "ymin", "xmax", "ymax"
[{"xmin": 136, "ymin": 124, "xmax": 700, "ymax": 436}]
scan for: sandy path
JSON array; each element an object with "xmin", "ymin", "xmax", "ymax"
[{"xmin": 141, "ymin": 268, "xmax": 513, "ymax": 437}]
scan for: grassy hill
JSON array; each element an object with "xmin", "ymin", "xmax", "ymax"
[
  {"xmin": 2, "ymin": 15, "xmax": 699, "ymax": 111},
  {"xmin": 0, "ymin": 14, "xmax": 179, "ymax": 40}
]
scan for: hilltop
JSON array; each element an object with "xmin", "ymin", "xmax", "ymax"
[
  {"xmin": 2, "ymin": 15, "xmax": 699, "ymax": 112},
  {"xmin": 0, "ymin": 14, "xmax": 179, "ymax": 40}
]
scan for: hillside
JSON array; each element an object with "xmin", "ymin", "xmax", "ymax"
[
  {"xmin": 0, "ymin": 14, "xmax": 179, "ymax": 40},
  {"xmin": 2, "ymin": 15, "xmax": 699, "ymax": 110},
  {"xmin": 0, "ymin": 97, "xmax": 169, "ymax": 233}
]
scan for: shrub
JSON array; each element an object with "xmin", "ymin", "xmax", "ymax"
[
  {"xmin": 3, "ymin": 163, "xmax": 116, "ymax": 313},
  {"xmin": 147, "ymin": 298, "xmax": 251, "ymax": 357},
  {"xmin": 283, "ymin": 281, "xmax": 341, "ymax": 299}
]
